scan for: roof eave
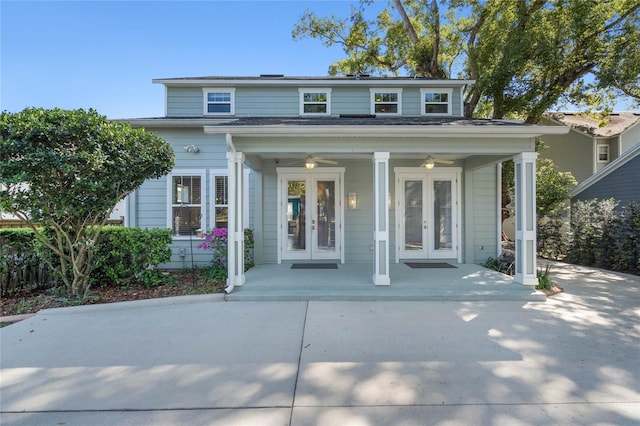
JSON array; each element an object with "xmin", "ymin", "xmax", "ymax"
[
  {"xmin": 152, "ymin": 78, "xmax": 475, "ymax": 88},
  {"xmin": 203, "ymin": 124, "xmax": 570, "ymax": 139}
]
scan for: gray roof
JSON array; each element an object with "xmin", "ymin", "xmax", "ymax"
[
  {"xmin": 546, "ymin": 112, "xmax": 640, "ymax": 137},
  {"xmin": 126, "ymin": 116, "xmax": 530, "ymax": 127}
]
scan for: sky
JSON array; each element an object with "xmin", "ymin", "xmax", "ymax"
[
  {"xmin": 1, "ymin": 0, "xmax": 637, "ymax": 119},
  {"xmin": 2, "ymin": 0, "xmax": 379, "ymax": 119}
]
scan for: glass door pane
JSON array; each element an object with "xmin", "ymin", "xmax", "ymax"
[
  {"xmin": 433, "ymin": 180, "xmax": 452, "ymax": 250},
  {"xmin": 316, "ymin": 180, "xmax": 335, "ymax": 252},
  {"xmin": 404, "ymin": 180, "xmax": 423, "ymax": 250},
  {"xmin": 287, "ymin": 180, "xmax": 306, "ymax": 251}
]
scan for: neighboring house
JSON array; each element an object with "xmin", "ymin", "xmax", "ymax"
[
  {"xmin": 571, "ymin": 142, "xmax": 640, "ymax": 209},
  {"xmin": 540, "ymin": 112, "xmax": 640, "ymax": 211},
  {"xmin": 123, "ymin": 75, "xmax": 568, "ymax": 289},
  {"xmin": 540, "ymin": 111, "xmax": 640, "ymax": 179}
]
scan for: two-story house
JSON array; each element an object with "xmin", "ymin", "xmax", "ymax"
[
  {"xmin": 540, "ymin": 112, "xmax": 640, "ymax": 210},
  {"xmin": 124, "ymin": 75, "xmax": 568, "ymax": 291}
]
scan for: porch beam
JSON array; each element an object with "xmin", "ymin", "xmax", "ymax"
[
  {"xmin": 372, "ymin": 152, "xmax": 391, "ymax": 286},
  {"xmin": 226, "ymin": 149, "xmax": 246, "ymax": 293},
  {"xmin": 513, "ymin": 152, "xmax": 537, "ymax": 286}
]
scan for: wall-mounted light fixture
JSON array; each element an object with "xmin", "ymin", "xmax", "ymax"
[
  {"xmin": 388, "ymin": 193, "xmax": 393, "ymax": 209},
  {"xmin": 184, "ymin": 144, "xmax": 200, "ymax": 153},
  {"xmin": 348, "ymin": 192, "xmax": 358, "ymax": 210}
]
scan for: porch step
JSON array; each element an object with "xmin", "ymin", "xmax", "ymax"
[
  {"xmin": 225, "ymin": 288, "xmax": 546, "ymax": 302},
  {"xmin": 228, "ymin": 263, "xmax": 546, "ymax": 303}
]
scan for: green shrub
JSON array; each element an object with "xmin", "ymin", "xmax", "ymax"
[
  {"xmin": 568, "ymin": 199, "xmax": 640, "ymax": 275},
  {"xmin": 0, "ymin": 228, "xmax": 55, "ymax": 297},
  {"xmin": 536, "ymin": 264, "xmax": 553, "ymax": 291},
  {"xmin": 90, "ymin": 227, "xmax": 172, "ymax": 288}
]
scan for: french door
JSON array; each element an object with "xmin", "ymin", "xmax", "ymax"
[
  {"xmin": 278, "ymin": 169, "xmax": 344, "ymax": 262},
  {"xmin": 395, "ymin": 169, "xmax": 461, "ymax": 261}
]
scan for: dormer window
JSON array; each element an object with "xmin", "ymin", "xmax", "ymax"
[
  {"xmin": 370, "ymin": 89, "xmax": 402, "ymax": 115},
  {"xmin": 299, "ymin": 89, "xmax": 331, "ymax": 115},
  {"xmin": 203, "ymin": 88, "xmax": 235, "ymax": 115},
  {"xmin": 421, "ymin": 89, "xmax": 452, "ymax": 116}
]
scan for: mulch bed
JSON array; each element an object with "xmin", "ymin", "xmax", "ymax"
[{"xmin": 1, "ymin": 270, "xmax": 224, "ymax": 318}]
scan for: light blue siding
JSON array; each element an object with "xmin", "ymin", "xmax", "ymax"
[
  {"xmin": 166, "ymin": 85, "xmax": 465, "ymax": 118},
  {"xmin": 236, "ymin": 88, "xmax": 299, "ymax": 117},
  {"xmin": 332, "ymin": 88, "xmax": 370, "ymax": 115},
  {"xmin": 166, "ymin": 87, "xmax": 203, "ymax": 117},
  {"xmin": 465, "ymin": 165, "xmax": 498, "ymax": 264}
]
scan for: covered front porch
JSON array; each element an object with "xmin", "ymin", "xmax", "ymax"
[{"xmin": 226, "ymin": 263, "xmax": 545, "ymax": 302}]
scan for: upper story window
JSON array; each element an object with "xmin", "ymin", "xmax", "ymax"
[
  {"xmin": 370, "ymin": 89, "xmax": 402, "ymax": 115},
  {"xmin": 168, "ymin": 170, "xmax": 206, "ymax": 237},
  {"xmin": 299, "ymin": 89, "xmax": 331, "ymax": 115},
  {"xmin": 203, "ymin": 88, "xmax": 235, "ymax": 115},
  {"xmin": 597, "ymin": 144, "xmax": 610, "ymax": 162},
  {"xmin": 420, "ymin": 89, "xmax": 453, "ymax": 116}
]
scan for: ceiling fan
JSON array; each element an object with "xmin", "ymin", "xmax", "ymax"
[
  {"xmin": 288, "ymin": 155, "xmax": 338, "ymax": 169},
  {"xmin": 420, "ymin": 155, "xmax": 454, "ymax": 169}
]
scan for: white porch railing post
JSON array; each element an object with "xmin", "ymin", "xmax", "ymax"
[
  {"xmin": 513, "ymin": 152, "xmax": 538, "ymax": 286},
  {"xmin": 226, "ymin": 150, "xmax": 245, "ymax": 293},
  {"xmin": 373, "ymin": 152, "xmax": 391, "ymax": 286}
]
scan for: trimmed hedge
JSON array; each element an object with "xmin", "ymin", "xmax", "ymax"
[
  {"xmin": 1, "ymin": 227, "xmax": 172, "ymax": 297},
  {"xmin": 90, "ymin": 227, "xmax": 172, "ymax": 287},
  {"xmin": 567, "ymin": 199, "xmax": 640, "ymax": 275}
]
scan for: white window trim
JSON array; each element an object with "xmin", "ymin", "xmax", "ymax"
[
  {"xmin": 420, "ymin": 88, "xmax": 453, "ymax": 116},
  {"xmin": 203, "ymin": 88, "xmax": 236, "ymax": 116},
  {"xmin": 209, "ymin": 169, "xmax": 250, "ymax": 231},
  {"xmin": 167, "ymin": 169, "xmax": 207, "ymax": 240},
  {"xmin": 370, "ymin": 88, "xmax": 402, "ymax": 116},
  {"xmin": 596, "ymin": 144, "xmax": 610, "ymax": 163},
  {"xmin": 299, "ymin": 88, "xmax": 332, "ymax": 116}
]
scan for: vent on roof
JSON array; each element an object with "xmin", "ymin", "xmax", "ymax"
[
  {"xmin": 260, "ymin": 74, "xmax": 284, "ymax": 78},
  {"xmin": 340, "ymin": 114, "xmax": 376, "ymax": 119}
]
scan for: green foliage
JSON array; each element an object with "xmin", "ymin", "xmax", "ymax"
[
  {"xmin": 536, "ymin": 264, "xmax": 553, "ymax": 291},
  {"xmin": 0, "ymin": 108, "xmax": 175, "ymax": 298},
  {"xmin": 198, "ymin": 228, "xmax": 256, "ymax": 280},
  {"xmin": 537, "ymin": 210, "xmax": 570, "ymax": 260},
  {"xmin": 293, "ymin": 0, "xmax": 640, "ymax": 120},
  {"xmin": 568, "ymin": 199, "xmax": 639, "ymax": 275},
  {"xmin": 90, "ymin": 227, "xmax": 172, "ymax": 288},
  {"xmin": 0, "ymin": 229, "xmax": 54, "ymax": 297}
]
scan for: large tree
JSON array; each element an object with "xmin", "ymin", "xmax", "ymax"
[
  {"xmin": 0, "ymin": 108, "xmax": 175, "ymax": 298},
  {"xmin": 293, "ymin": 0, "xmax": 640, "ymax": 122}
]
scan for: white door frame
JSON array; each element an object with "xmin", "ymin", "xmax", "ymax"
[
  {"xmin": 394, "ymin": 167, "xmax": 462, "ymax": 262},
  {"xmin": 277, "ymin": 167, "xmax": 345, "ymax": 263}
]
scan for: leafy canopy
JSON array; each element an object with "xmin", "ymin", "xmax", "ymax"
[{"xmin": 293, "ymin": 0, "xmax": 640, "ymax": 121}]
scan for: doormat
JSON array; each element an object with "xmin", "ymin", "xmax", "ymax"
[
  {"xmin": 291, "ymin": 263, "xmax": 338, "ymax": 269},
  {"xmin": 405, "ymin": 262, "xmax": 457, "ymax": 269}
]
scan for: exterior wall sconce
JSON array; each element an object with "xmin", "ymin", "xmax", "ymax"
[
  {"xmin": 184, "ymin": 144, "xmax": 200, "ymax": 153},
  {"xmin": 388, "ymin": 193, "xmax": 393, "ymax": 209},
  {"xmin": 348, "ymin": 192, "xmax": 358, "ymax": 210}
]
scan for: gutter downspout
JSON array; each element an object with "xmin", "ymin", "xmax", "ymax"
[{"xmin": 225, "ymin": 133, "xmax": 236, "ymax": 294}]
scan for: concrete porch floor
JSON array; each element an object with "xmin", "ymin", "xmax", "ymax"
[{"xmin": 226, "ymin": 263, "xmax": 545, "ymax": 302}]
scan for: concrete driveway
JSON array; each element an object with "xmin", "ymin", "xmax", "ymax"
[{"xmin": 1, "ymin": 262, "xmax": 639, "ymax": 425}]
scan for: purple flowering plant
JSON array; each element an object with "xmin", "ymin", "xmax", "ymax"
[
  {"xmin": 197, "ymin": 228, "xmax": 254, "ymax": 279},
  {"xmin": 197, "ymin": 228, "xmax": 229, "ymax": 271}
]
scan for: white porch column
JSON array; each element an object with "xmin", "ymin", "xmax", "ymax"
[
  {"xmin": 226, "ymin": 150, "xmax": 245, "ymax": 293},
  {"xmin": 513, "ymin": 152, "xmax": 537, "ymax": 286},
  {"xmin": 372, "ymin": 152, "xmax": 391, "ymax": 285}
]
